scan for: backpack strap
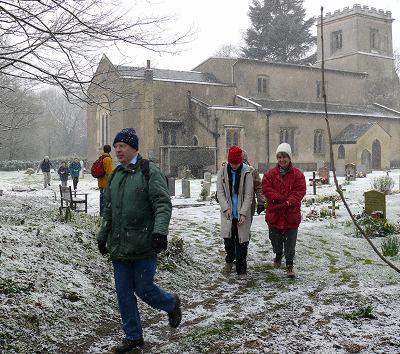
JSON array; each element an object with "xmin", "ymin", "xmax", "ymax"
[{"xmin": 139, "ymin": 158, "xmax": 151, "ymax": 183}]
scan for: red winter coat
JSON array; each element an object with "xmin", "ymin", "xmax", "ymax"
[{"xmin": 262, "ymin": 164, "xmax": 306, "ymax": 230}]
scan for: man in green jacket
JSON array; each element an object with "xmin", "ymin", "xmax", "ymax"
[{"xmin": 97, "ymin": 128, "xmax": 181, "ymax": 353}]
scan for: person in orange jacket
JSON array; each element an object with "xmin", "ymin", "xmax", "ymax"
[{"xmin": 98, "ymin": 145, "xmax": 113, "ymax": 215}]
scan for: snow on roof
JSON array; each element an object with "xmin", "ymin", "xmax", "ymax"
[
  {"xmin": 251, "ymin": 99, "xmax": 400, "ymax": 119},
  {"xmin": 115, "ymin": 66, "xmax": 225, "ymax": 85},
  {"xmin": 332, "ymin": 123, "xmax": 375, "ymax": 144}
]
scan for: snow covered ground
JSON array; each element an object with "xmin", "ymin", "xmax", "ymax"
[{"xmin": 1, "ymin": 170, "xmax": 400, "ymax": 353}]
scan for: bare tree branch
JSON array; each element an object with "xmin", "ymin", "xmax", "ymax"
[{"xmin": 0, "ymin": 0, "xmax": 189, "ymax": 102}]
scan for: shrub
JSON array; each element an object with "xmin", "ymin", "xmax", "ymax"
[
  {"xmin": 355, "ymin": 215, "xmax": 399, "ymax": 238},
  {"xmin": 371, "ymin": 176, "xmax": 395, "ymax": 194},
  {"xmin": 381, "ymin": 236, "xmax": 400, "ymax": 256}
]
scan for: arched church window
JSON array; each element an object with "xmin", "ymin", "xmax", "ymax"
[
  {"xmin": 338, "ymin": 145, "xmax": 345, "ymax": 159},
  {"xmin": 314, "ymin": 130, "xmax": 324, "ymax": 153},
  {"xmin": 193, "ymin": 135, "xmax": 198, "ymax": 146},
  {"xmin": 279, "ymin": 128, "xmax": 295, "ymax": 153}
]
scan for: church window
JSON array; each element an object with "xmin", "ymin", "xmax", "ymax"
[
  {"xmin": 279, "ymin": 128, "xmax": 295, "ymax": 153},
  {"xmin": 370, "ymin": 29, "xmax": 379, "ymax": 51},
  {"xmin": 193, "ymin": 135, "xmax": 198, "ymax": 146},
  {"xmin": 100, "ymin": 112, "xmax": 109, "ymax": 146},
  {"xmin": 331, "ymin": 30, "xmax": 343, "ymax": 53},
  {"xmin": 338, "ymin": 145, "xmax": 345, "ymax": 159},
  {"xmin": 225, "ymin": 127, "xmax": 241, "ymax": 152},
  {"xmin": 314, "ymin": 130, "xmax": 324, "ymax": 153},
  {"xmin": 316, "ymin": 81, "xmax": 327, "ymax": 98},
  {"xmin": 257, "ymin": 76, "xmax": 269, "ymax": 96}
]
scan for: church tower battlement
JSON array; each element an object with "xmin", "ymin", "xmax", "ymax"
[{"xmin": 316, "ymin": 3, "xmax": 395, "ymax": 82}]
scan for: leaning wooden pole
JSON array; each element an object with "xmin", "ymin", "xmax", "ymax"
[{"xmin": 320, "ymin": 6, "xmax": 400, "ymax": 273}]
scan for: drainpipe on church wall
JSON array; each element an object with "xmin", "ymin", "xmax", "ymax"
[
  {"xmin": 214, "ymin": 114, "xmax": 219, "ymax": 173},
  {"xmin": 266, "ymin": 110, "xmax": 271, "ymax": 169}
]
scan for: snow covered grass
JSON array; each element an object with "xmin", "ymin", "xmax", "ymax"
[{"xmin": 1, "ymin": 170, "xmax": 400, "ymax": 353}]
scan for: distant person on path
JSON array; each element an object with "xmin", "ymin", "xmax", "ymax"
[
  {"xmin": 57, "ymin": 161, "xmax": 69, "ymax": 187},
  {"xmin": 217, "ymin": 145, "xmax": 253, "ymax": 279},
  {"xmin": 96, "ymin": 128, "xmax": 181, "ymax": 353},
  {"xmin": 37, "ymin": 156, "xmax": 54, "ymax": 188},
  {"xmin": 69, "ymin": 158, "xmax": 82, "ymax": 190},
  {"xmin": 97, "ymin": 145, "xmax": 113, "ymax": 216},
  {"xmin": 262, "ymin": 143, "xmax": 306, "ymax": 278},
  {"xmin": 242, "ymin": 150, "xmax": 266, "ymax": 220}
]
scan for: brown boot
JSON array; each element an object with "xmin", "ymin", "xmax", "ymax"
[
  {"xmin": 168, "ymin": 294, "xmax": 182, "ymax": 328},
  {"xmin": 114, "ymin": 337, "xmax": 144, "ymax": 353},
  {"xmin": 273, "ymin": 256, "xmax": 282, "ymax": 269},
  {"xmin": 286, "ymin": 265, "xmax": 295, "ymax": 278}
]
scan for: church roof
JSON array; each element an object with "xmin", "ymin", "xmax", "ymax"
[
  {"xmin": 115, "ymin": 66, "xmax": 225, "ymax": 85},
  {"xmin": 332, "ymin": 123, "xmax": 375, "ymax": 144},
  {"xmin": 252, "ymin": 99, "xmax": 400, "ymax": 119}
]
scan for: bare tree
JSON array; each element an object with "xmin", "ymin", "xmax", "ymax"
[
  {"xmin": 213, "ymin": 44, "xmax": 242, "ymax": 58},
  {"xmin": 0, "ymin": 0, "xmax": 187, "ymax": 103}
]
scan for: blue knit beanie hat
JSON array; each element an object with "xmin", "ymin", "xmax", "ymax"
[{"xmin": 113, "ymin": 128, "xmax": 139, "ymax": 150}]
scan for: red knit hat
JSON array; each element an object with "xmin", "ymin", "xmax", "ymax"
[{"xmin": 228, "ymin": 145, "xmax": 243, "ymax": 164}]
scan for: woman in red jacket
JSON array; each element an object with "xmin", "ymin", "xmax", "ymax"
[{"xmin": 262, "ymin": 143, "xmax": 306, "ymax": 278}]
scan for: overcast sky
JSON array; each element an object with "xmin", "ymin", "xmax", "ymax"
[{"xmin": 106, "ymin": 0, "xmax": 400, "ymax": 71}]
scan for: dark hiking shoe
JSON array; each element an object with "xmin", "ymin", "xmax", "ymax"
[
  {"xmin": 273, "ymin": 256, "xmax": 282, "ymax": 269},
  {"xmin": 114, "ymin": 337, "xmax": 144, "ymax": 353},
  {"xmin": 223, "ymin": 262, "xmax": 233, "ymax": 274},
  {"xmin": 237, "ymin": 273, "xmax": 247, "ymax": 280},
  {"xmin": 286, "ymin": 265, "xmax": 295, "ymax": 278},
  {"xmin": 168, "ymin": 294, "xmax": 182, "ymax": 328}
]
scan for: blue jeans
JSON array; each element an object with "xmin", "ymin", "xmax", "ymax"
[
  {"xmin": 99, "ymin": 188, "xmax": 105, "ymax": 216},
  {"xmin": 112, "ymin": 257, "xmax": 176, "ymax": 340}
]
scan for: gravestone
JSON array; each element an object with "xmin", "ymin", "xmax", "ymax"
[
  {"xmin": 335, "ymin": 160, "xmax": 345, "ymax": 177},
  {"xmin": 328, "ymin": 198, "xmax": 339, "ymax": 217},
  {"xmin": 308, "ymin": 172, "xmax": 321, "ymax": 195},
  {"xmin": 203, "ymin": 181, "xmax": 211, "ymax": 196},
  {"xmin": 204, "ymin": 172, "xmax": 212, "ymax": 183},
  {"xmin": 357, "ymin": 164, "xmax": 367, "ymax": 178},
  {"xmin": 345, "ymin": 163, "xmax": 356, "ymax": 181},
  {"xmin": 364, "ymin": 190, "xmax": 386, "ymax": 218},
  {"xmin": 182, "ymin": 179, "xmax": 191, "ymax": 198},
  {"xmin": 318, "ymin": 166, "xmax": 330, "ymax": 184},
  {"xmin": 168, "ymin": 177, "xmax": 175, "ymax": 196}
]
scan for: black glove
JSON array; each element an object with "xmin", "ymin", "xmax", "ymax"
[
  {"xmin": 97, "ymin": 240, "xmax": 108, "ymax": 255},
  {"xmin": 152, "ymin": 233, "xmax": 168, "ymax": 253},
  {"xmin": 256, "ymin": 204, "xmax": 265, "ymax": 215}
]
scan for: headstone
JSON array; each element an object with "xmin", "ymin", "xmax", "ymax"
[
  {"xmin": 316, "ymin": 160, "xmax": 325, "ymax": 170},
  {"xmin": 308, "ymin": 172, "xmax": 321, "ymax": 195},
  {"xmin": 328, "ymin": 198, "xmax": 339, "ymax": 217},
  {"xmin": 357, "ymin": 164, "xmax": 367, "ymax": 178},
  {"xmin": 168, "ymin": 177, "xmax": 175, "ymax": 196},
  {"xmin": 204, "ymin": 172, "xmax": 212, "ymax": 183},
  {"xmin": 364, "ymin": 190, "xmax": 386, "ymax": 218},
  {"xmin": 80, "ymin": 160, "xmax": 85, "ymax": 179},
  {"xmin": 182, "ymin": 179, "xmax": 191, "ymax": 198},
  {"xmin": 335, "ymin": 160, "xmax": 345, "ymax": 177},
  {"xmin": 203, "ymin": 181, "xmax": 211, "ymax": 196},
  {"xmin": 318, "ymin": 166, "xmax": 330, "ymax": 184},
  {"xmin": 345, "ymin": 163, "xmax": 356, "ymax": 181}
]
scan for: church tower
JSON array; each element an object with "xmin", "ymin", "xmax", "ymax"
[{"xmin": 317, "ymin": 4, "xmax": 395, "ymax": 81}]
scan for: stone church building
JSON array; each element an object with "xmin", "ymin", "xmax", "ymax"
[{"xmin": 87, "ymin": 4, "xmax": 400, "ymax": 176}]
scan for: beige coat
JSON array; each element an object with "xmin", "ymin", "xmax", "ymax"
[{"xmin": 216, "ymin": 163, "xmax": 254, "ymax": 243}]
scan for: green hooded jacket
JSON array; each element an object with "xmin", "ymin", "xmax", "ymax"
[{"xmin": 97, "ymin": 155, "xmax": 171, "ymax": 260}]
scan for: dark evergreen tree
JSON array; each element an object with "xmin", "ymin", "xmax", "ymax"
[{"xmin": 242, "ymin": 0, "xmax": 316, "ymax": 64}]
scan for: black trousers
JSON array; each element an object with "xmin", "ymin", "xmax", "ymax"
[
  {"xmin": 224, "ymin": 219, "xmax": 249, "ymax": 275},
  {"xmin": 268, "ymin": 227, "xmax": 298, "ymax": 266},
  {"xmin": 72, "ymin": 176, "xmax": 79, "ymax": 190}
]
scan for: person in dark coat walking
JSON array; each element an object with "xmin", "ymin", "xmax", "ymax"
[
  {"xmin": 97, "ymin": 128, "xmax": 182, "ymax": 353},
  {"xmin": 37, "ymin": 156, "xmax": 54, "ymax": 188},
  {"xmin": 57, "ymin": 161, "xmax": 69, "ymax": 187},
  {"xmin": 262, "ymin": 143, "xmax": 306, "ymax": 278},
  {"xmin": 69, "ymin": 158, "xmax": 81, "ymax": 190}
]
